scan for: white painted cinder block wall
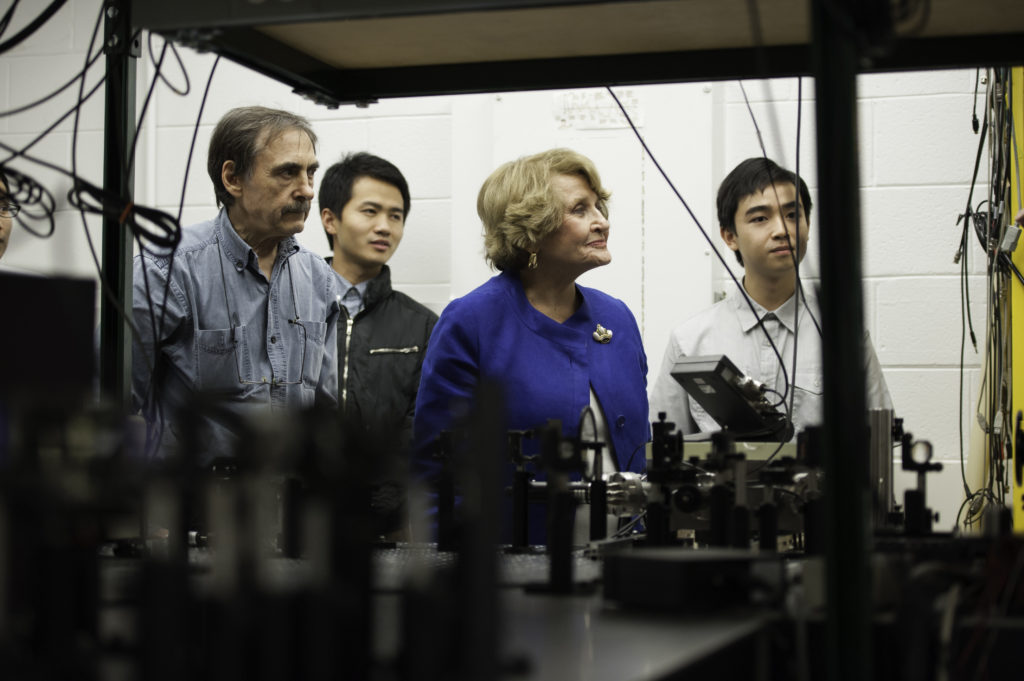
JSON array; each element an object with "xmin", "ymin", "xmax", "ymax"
[{"xmin": 0, "ymin": 0, "xmax": 992, "ymax": 528}]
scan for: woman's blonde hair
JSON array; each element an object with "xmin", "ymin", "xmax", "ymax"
[{"xmin": 478, "ymin": 148, "xmax": 610, "ymax": 271}]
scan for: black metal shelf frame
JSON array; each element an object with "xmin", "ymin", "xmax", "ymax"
[{"xmin": 103, "ymin": 3, "xmax": 1024, "ymax": 681}]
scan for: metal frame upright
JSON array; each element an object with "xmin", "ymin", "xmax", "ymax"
[
  {"xmin": 811, "ymin": 1, "xmax": 872, "ymax": 679},
  {"xmin": 99, "ymin": 0, "xmax": 137, "ymax": 409}
]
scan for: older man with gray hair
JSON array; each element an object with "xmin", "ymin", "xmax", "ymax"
[{"xmin": 132, "ymin": 106, "xmax": 341, "ymax": 462}]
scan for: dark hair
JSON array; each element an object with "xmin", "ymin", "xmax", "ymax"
[
  {"xmin": 207, "ymin": 106, "xmax": 317, "ymax": 209},
  {"xmin": 716, "ymin": 157, "xmax": 812, "ymax": 266},
  {"xmin": 319, "ymin": 152, "xmax": 410, "ymax": 250}
]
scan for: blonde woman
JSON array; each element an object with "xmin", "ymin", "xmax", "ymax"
[{"xmin": 414, "ymin": 148, "xmax": 649, "ymax": 543}]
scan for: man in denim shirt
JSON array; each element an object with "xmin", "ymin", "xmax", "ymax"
[{"xmin": 132, "ymin": 107, "xmax": 341, "ymax": 463}]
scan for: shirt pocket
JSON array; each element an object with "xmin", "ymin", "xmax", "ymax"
[
  {"xmin": 299, "ymin": 320, "xmax": 328, "ymax": 387},
  {"xmin": 195, "ymin": 326, "xmax": 249, "ymax": 394},
  {"xmin": 791, "ymin": 370, "xmax": 824, "ymax": 426}
]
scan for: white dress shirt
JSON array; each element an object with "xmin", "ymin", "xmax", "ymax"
[{"xmin": 649, "ymin": 286, "xmax": 892, "ymax": 437}]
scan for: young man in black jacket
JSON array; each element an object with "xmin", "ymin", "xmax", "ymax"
[{"xmin": 319, "ymin": 152, "xmax": 438, "ymax": 538}]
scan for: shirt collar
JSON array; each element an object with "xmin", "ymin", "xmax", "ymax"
[
  {"xmin": 331, "ymin": 267, "xmax": 370, "ymax": 300},
  {"xmin": 216, "ymin": 209, "xmax": 299, "ymax": 274},
  {"xmin": 730, "ymin": 285, "xmax": 801, "ymax": 334}
]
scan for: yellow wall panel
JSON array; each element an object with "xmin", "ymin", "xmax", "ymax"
[{"xmin": 1011, "ymin": 66, "xmax": 1024, "ymax": 530}]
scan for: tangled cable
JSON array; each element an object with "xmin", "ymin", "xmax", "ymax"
[
  {"xmin": 0, "ymin": 164, "xmax": 56, "ymax": 238},
  {"xmin": 67, "ymin": 178, "xmax": 182, "ymax": 253}
]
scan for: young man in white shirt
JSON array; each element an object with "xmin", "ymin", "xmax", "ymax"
[{"xmin": 649, "ymin": 157, "xmax": 891, "ymax": 437}]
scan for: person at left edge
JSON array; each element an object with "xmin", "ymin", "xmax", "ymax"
[
  {"xmin": 132, "ymin": 106, "xmax": 341, "ymax": 463},
  {"xmin": 0, "ymin": 166, "xmax": 16, "ymax": 261},
  {"xmin": 319, "ymin": 152, "xmax": 438, "ymax": 538},
  {"xmin": 413, "ymin": 148, "xmax": 650, "ymax": 545}
]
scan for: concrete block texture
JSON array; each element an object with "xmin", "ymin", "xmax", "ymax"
[
  {"xmin": 725, "ymin": 78, "xmax": 815, "ymax": 104},
  {"xmin": 858, "ymin": 69, "xmax": 976, "ymax": 99},
  {"xmin": 884, "ymin": 367, "xmax": 979, "ymax": 462},
  {"xmin": 7, "ymin": 53, "xmax": 104, "ymax": 134},
  {"xmin": 871, "ymin": 94, "xmax": 985, "ymax": 186},
  {"xmin": 3, "ymin": 0, "xmax": 75, "ymax": 57},
  {"xmin": 152, "ymin": 124, "xmax": 214, "ymax": 209},
  {"xmin": 367, "ymin": 116, "xmax": 453, "ymax": 200},
  {"xmin": 874, "ymin": 275, "xmax": 987, "ymax": 366},
  {"xmin": 723, "ymin": 98, "xmax": 821, "ymax": 187},
  {"xmin": 72, "ymin": 0, "xmax": 105, "ymax": 53},
  {"xmin": 312, "ymin": 120, "xmax": 372, "ymax": 182},
  {"xmin": 387, "ymin": 198, "xmax": 452, "ymax": 286},
  {"xmin": 153, "ymin": 53, "xmax": 301, "ymax": 128},
  {"xmin": 861, "ymin": 185, "xmax": 990, "ymax": 278}
]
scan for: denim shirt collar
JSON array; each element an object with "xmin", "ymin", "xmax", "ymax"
[{"xmin": 216, "ymin": 209, "xmax": 299, "ymax": 276}]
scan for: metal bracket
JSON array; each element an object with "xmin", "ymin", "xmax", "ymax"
[
  {"xmin": 293, "ymin": 86, "xmax": 377, "ymax": 110},
  {"xmin": 103, "ymin": 2, "xmax": 140, "ymax": 58}
]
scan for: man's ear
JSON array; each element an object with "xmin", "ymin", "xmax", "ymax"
[
  {"xmin": 221, "ymin": 161, "xmax": 244, "ymax": 200},
  {"xmin": 720, "ymin": 226, "xmax": 739, "ymax": 252},
  {"xmin": 321, "ymin": 207, "xmax": 338, "ymax": 233}
]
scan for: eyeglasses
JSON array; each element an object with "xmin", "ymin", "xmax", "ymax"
[
  {"xmin": 216, "ymin": 235, "xmax": 309, "ymax": 387},
  {"xmin": 0, "ymin": 200, "xmax": 18, "ymax": 219}
]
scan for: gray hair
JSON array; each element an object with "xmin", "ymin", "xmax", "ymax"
[{"xmin": 207, "ymin": 106, "xmax": 318, "ymax": 208}]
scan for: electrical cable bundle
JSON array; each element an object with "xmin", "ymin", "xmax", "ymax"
[
  {"xmin": 0, "ymin": 2, "xmax": 223, "ymax": 414},
  {"xmin": 0, "ymin": 4, "xmax": 198, "ymax": 265},
  {"xmin": 956, "ymin": 67, "xmax": 1017, "ymax": 530}
]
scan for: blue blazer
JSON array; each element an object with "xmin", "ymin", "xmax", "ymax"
[{"xmin": 413, "ymin": 271, "xmax": 649, "ymax": 541}]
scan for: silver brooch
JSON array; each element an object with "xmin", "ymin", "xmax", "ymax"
[{"xmin": 592, "ymin": 324, "xmax": 613, "ymax": 344}]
